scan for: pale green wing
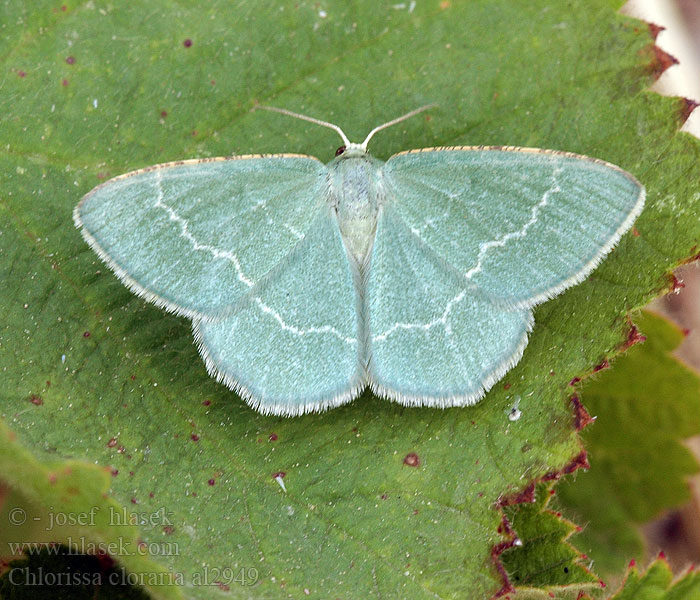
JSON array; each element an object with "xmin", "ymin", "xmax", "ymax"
[
  {"xmin": 194, "ymin": 208, "xmax": 363, "ymax": 416},
  {"xmin": 74, "ymin": 155, "xmax": 328, "ymax": 320},
  {"xmin": 367, "ymin": 205, "xmax": 533, "ymax": 406},
  {"xmin": 382, "ymin": 147, "xmax": 645, "ymax": 308}
]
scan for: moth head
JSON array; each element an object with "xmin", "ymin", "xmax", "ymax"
[{"xmin": 335, "ymin": 143, "xmax": 367, "ymax": 159}]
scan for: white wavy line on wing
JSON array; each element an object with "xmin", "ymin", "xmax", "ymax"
[{"xmin": 153, "ymin": 169, "xmax": 255, "ymax": 288}]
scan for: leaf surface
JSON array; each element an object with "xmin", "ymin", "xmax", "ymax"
[{"xmin": 1, "ymin": 1, "xmax": 699, "ymax": 597}]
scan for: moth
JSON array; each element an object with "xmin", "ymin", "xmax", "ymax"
[{"xmin": 75, "ymin": 106, "xmax": 644, "ymax": 415}]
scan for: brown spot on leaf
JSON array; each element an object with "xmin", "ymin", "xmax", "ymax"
[
  {"xmin": 622, "ymin": 322, "xmax": 646, "ymax": 349},
  {"xmin": 563, "ymin": 450, "xmax": 590, "ymax": 474},
  {"xmin": 491, "ymin": 531, "xmax": 517, "ymax": 597},
  {"xmin": 681, "ymin": 98, "xmax": 699, "ymax": 123},
  {"xmin": 670, "ymin": 273, "xmax": 686, "ymax": 293},
  {"xmin": 648, "ymin": 22, "xmax": 665, "ymax": 40},
  {"xmin": 593, "ymin": 358, "xmax": 609, "ymax": 372},
  {"xmin": 403, "ymin": 452, "xmax": 420, "ymax": 467},
  {"xmin": 571, "ymin": 396, "xmax": 595, "ymax": 431},
  {"xmin": 499, "ymin": 482, "xmax": 535, "ymax": 507},
  {"xmin": 648, "ymin": 44, "xmax": 678, "ymax": 80}
]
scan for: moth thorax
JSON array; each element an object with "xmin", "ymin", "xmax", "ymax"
[{"xmin": 332, "ymin": 157, "xmax": 382, "ymax": 264}]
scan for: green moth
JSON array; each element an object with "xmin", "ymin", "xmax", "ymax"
[{"xmin": 74, "ymin": 106, "xmax": 644, "ymax": 416}]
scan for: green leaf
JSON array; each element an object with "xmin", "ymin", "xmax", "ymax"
[
  {"xmin": 568, "ymin": 558, "xmax": 700, "ymax": 600},
  {"xmin": 558, "ymin": 311, "xmax": 700, "ymax": 577},
  {"xmin": 498, "ymin": 482, "xmax": 600, "ymax": 597},
  {"xmin": 1, "ymin": 1, "xmax": 699, "ymax": 598},
  {"xmin": 608, "ymin": 556, "xmax": 700, "ymax": 600}
]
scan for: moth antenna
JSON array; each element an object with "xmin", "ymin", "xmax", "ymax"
[
  {"xmin": 361, "ymin": 103, "xmax": 437, "ymax": 150},
  {"xmin": 256, "ymin": 105, "xmax": 351, "ymax": 147}
]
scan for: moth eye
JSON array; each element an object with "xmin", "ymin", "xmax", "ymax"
[{"xmin": 335, "ymin": 145, "xmax": 346, "ymax": 156}]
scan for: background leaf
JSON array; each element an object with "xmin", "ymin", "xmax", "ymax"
[
  {"xmin": 1, "ymin": 0, "xmax": 699, "ymax": 598},
  {"xmin": 499, "ymin": 482, "xmax": 600, "ymax": 597},
  {"xmin": 0, "ymin": 419, "xmax": 176, "ymax": 599},
  {"xmin": 558, "ymin": 310, "xmax": 700, "ymax": 578},
  {"xmin": 609, "ymin": 556, "xmax": 700, "ymax": 600}
]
